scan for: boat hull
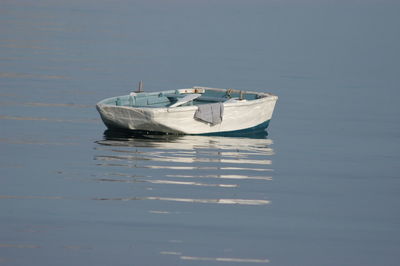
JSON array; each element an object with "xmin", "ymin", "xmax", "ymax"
[{"xmin": 96, "ymin": 95, "xmax": 277, "ymax": 135}]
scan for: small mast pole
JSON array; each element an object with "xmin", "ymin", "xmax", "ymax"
[{"xmin": 137, "ymin": 80, "xmax": 143, "ymax": 93}]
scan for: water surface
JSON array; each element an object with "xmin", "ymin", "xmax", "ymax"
[{"xmin": 1, "ymin": 0, "xmax": 400, "ymax": 265}]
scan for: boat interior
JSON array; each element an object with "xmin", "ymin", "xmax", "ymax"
[{"xmin": 101, "ymin": 88, "xmax": 264, "ymax": 108}]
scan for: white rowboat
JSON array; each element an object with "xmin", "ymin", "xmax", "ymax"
[{"xmin": 96, "ymin": 86, "xmax": 278, "ymax": 135}]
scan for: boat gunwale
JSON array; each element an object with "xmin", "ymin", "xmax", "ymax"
[{"xmin": 96, "ymin": 87, "xmax": 278, "ymax": 112}]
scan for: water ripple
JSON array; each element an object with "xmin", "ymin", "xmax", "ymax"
[
  {"xmin": 180, "ymin": 256, "xmax": 269, "ymax": 263},
  {"xmin": 0, "ymin": 115, "xmax": 99, "ymax": 123},
  {"xmin": 94, "ymin": 130, "xmax": 275, "ymax": 207},
  {"xmin": 0, "ymin": 243, "xmax": 39, "ymax": 249},
  {"xmin": 160, "ymin": 251, "xmax": 269, "ymax": 264},
  {"xmin": 0, "ymin": 72, "xmax": 67, "ymax": 80},
  {"xmin": 93, "ymin": 196, "xmax": 270, "ymax": 206}
]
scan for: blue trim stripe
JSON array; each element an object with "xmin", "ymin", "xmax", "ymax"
[
  {"xmin": 103, "ymin": 120, "xmax": 271, "ymax": 138},
  {"xmin": 200, "ymin": 120, "xmax": 270, "ymax": 137}
]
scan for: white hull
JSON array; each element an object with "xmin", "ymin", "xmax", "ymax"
[{"xmin": 96, "ymin": 87, "xmax": 278, "ymax": 135}]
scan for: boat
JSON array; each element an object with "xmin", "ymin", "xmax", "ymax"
[{"xmin": 96, "ymin": 86, "xmax": 278, "ymax": 135}]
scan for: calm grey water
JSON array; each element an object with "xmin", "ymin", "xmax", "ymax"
[{"xmin": 1, "ymin": 0, "xmax": 400, "ymax": 265}]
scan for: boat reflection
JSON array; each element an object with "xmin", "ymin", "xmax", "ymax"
[
  {"xmin": 98, "ymin": 129, "xmax": 272, "ymax": 150},
  {"xmin": 93, "ymin": 130, "xmax": 275, "ymax": 206}
]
